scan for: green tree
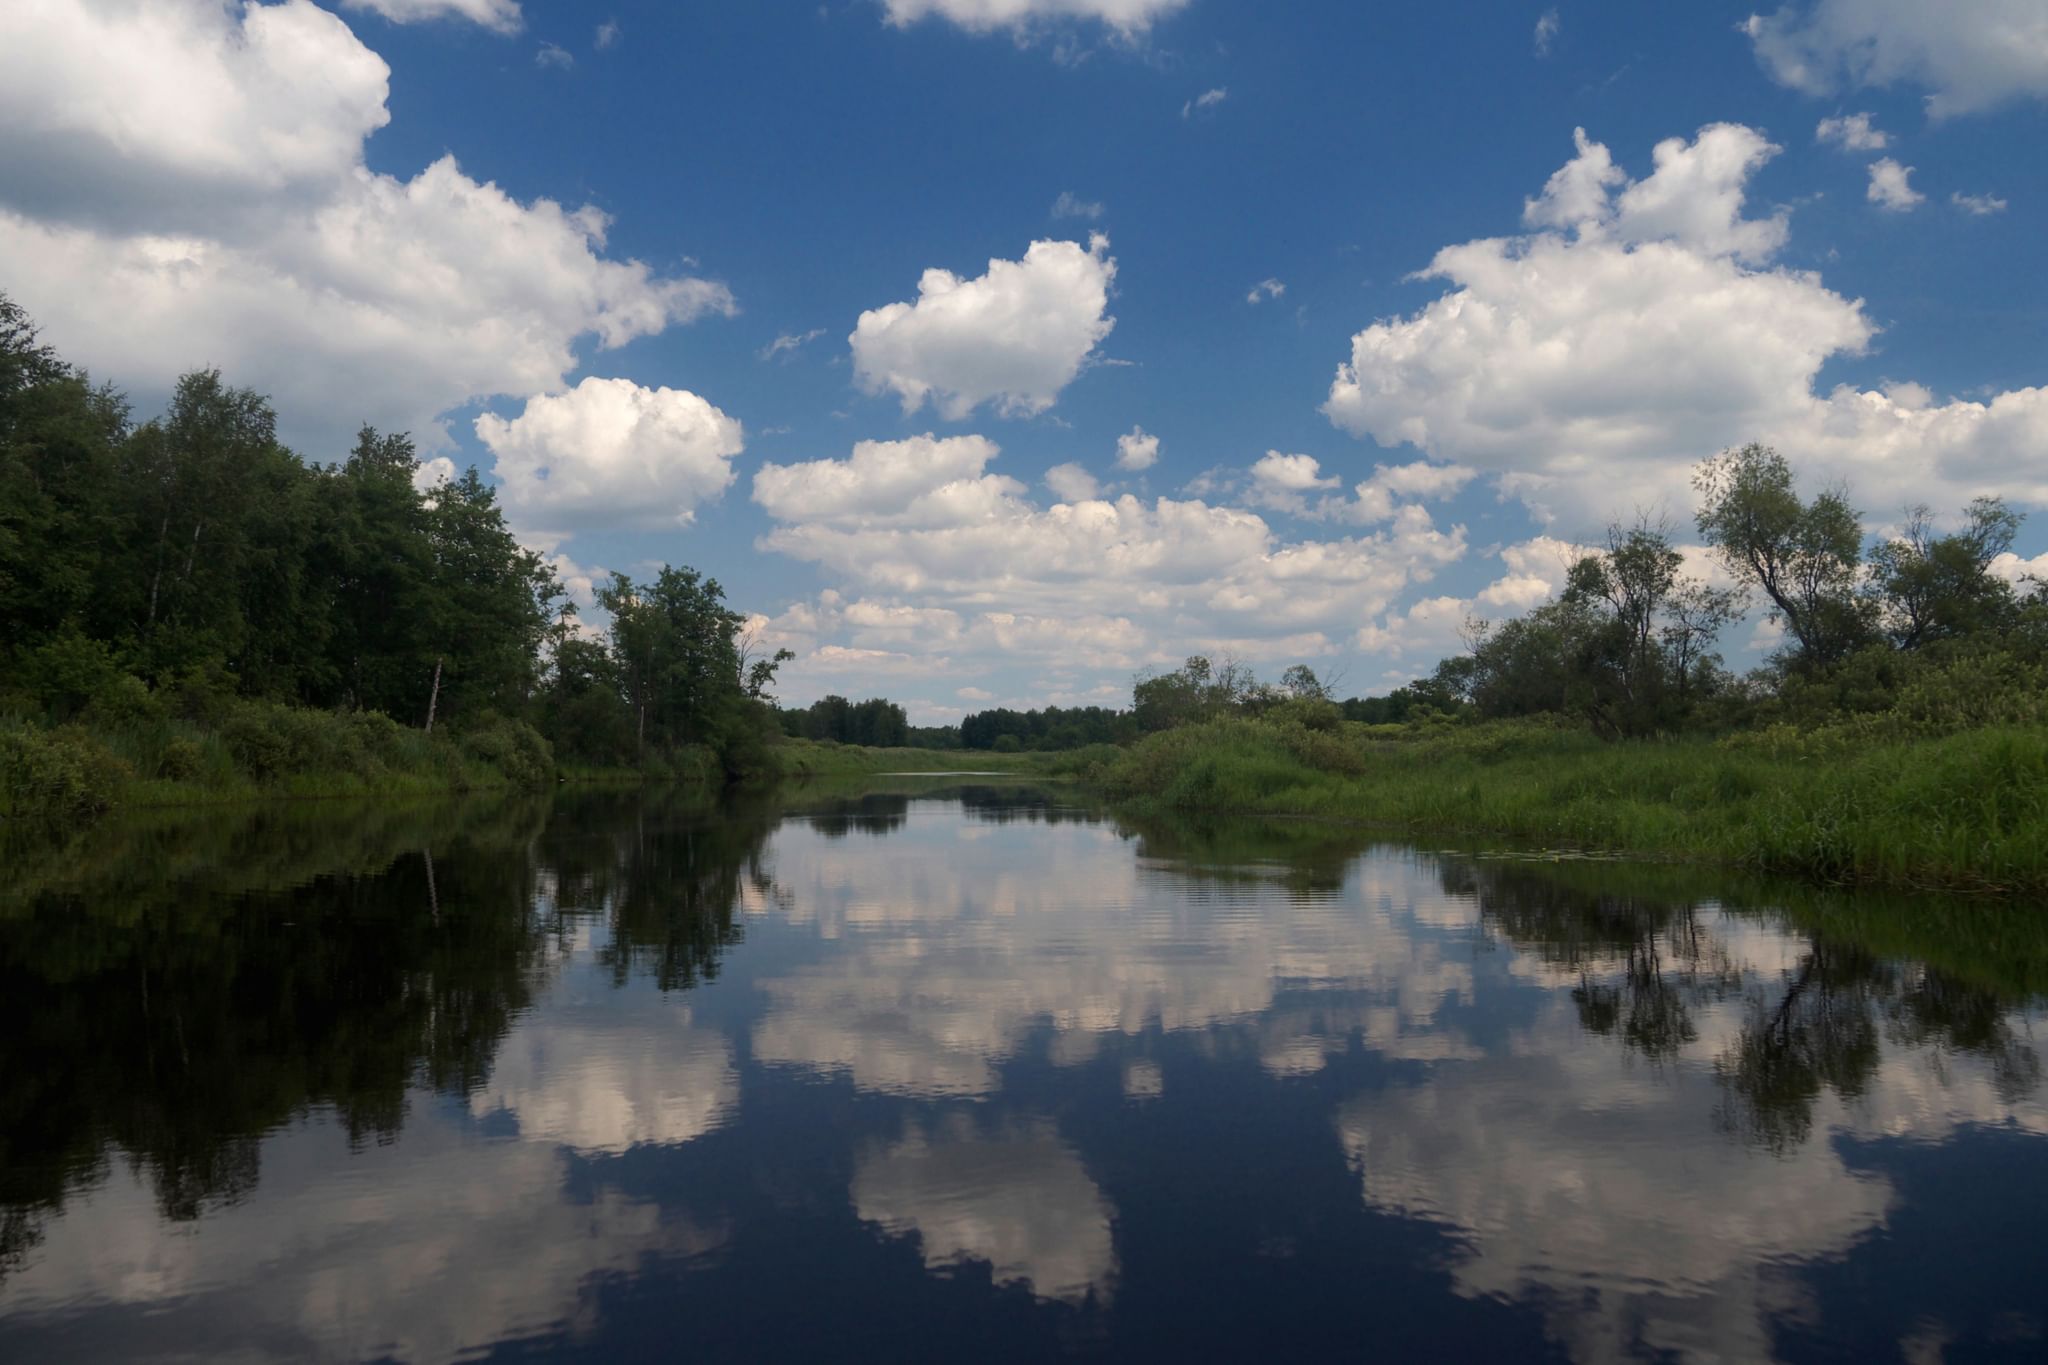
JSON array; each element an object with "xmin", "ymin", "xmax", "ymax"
[
  {"xmin": 1868, "ymin": 498, "xmax": 2023, "ymax": 650},
  {"xmin": 1694, "ymin": 443, "xmax": 1872, "ymax": 672}
]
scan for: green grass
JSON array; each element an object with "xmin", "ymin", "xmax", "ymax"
[
  {"xmin": 771, "ymin": 739, "xmax": 1050, "ymax": 778},
  {"xmin": 1086, "ymin": 715, "xmax": 2048, "ymax": 894},
  {"xmin": 2, "ymin": 704, "xmax": 561, "ymax": 821}
]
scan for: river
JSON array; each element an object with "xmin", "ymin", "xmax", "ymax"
[{"xmin": 2, "ymin": 779, "xmax": 2043, "ymax": 1362}]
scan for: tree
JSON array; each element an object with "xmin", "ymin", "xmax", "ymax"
[
  {"xmin": 1868, "ymin": 498, "xmax": 2023, "ymax": 650},
  {"xmin": 1694, "ymin": 444, "xmax": 1872, "ymax": 673}
]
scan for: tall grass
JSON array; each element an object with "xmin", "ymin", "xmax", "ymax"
[
  {"xmin": 1089, "ymin": 715, "xmax": 2048, "ymax": 893},
  {"xmin": 1, "ymin": 700, "xmax": 561, "ymax": 823}
]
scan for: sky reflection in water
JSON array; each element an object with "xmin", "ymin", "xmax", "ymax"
[{"xmin": 1, "ymin": 783, "xmax": 2044, "ymax": 1363}]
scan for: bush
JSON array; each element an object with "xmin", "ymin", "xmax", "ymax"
[
  {"xmin": 992, "ymin": 734, "xmax": 1023, "ymax": 753},
  {"xmin": 156, "ymin": 736, "xmax": 204, "ymax": 781},
  {"xmin": 0, "ymin": 721, "xmax": 131, "ymax": 820},
  {"xmin": 457, "ymin": 716, "xmax": 555, "ymax": 788}
]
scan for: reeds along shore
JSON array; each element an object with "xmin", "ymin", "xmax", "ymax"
[{"xmin": 1064, "ymin": 714, "xmax": 2048, "ymax": 895}]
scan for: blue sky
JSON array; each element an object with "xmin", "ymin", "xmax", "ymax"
[{"xmin": 4, "ymin": 0, "xmax": 2045, "ymax": 719}]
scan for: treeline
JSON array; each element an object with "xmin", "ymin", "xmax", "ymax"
[
  {"xmin": 0, "ymin": 292, "xmax": 785, "ymax": 813},
  {"xmin": 775, "ymin": 694, "xmax": 910, "ymax": 747},
  {"xmin": 1400, "ymin": 443, "xmax": 2046, "ymax": 736},
  {"xmin": 961, "ymin": 705, "xmax": 1134, "ymax": 751}
]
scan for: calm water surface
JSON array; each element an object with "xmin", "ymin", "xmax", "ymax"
[{"xmin": 2, "ymin": 782, "xmax": 2045, "ymax": 1362}]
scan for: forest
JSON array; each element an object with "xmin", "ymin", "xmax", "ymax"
[{"xmin": 0, "ymin": 294, "xmax": 786, "ymax": 819}]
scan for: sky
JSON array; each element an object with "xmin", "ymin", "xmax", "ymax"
[{"xmin": 3, "ymin": 0, "xmax": 2046, "ymax": 721}]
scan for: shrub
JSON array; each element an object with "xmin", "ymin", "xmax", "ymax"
[
  {"xmin": 458, "ymin": 716, "xmax": 555, "ymax": 788},
  {"xmin": 0, "ymin": 721, "xmax": 131, "ymax": 820},
  {"xmin": 156, "ymin": 736, "xmax": 204, "ymax": 781}
]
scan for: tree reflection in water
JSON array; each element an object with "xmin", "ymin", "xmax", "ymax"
[
  {"xmin": 0, "ymin": 787, "xmax": 782, "ymax": 1278},
  {"xmin": 1436, "ymin": 857, "xmax": 2043, "ymax": 1152}
]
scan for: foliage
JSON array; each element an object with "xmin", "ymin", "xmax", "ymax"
[
  {"xmin": 1694, "ymin": 442, "xmax": 1873, "ymax": 672},
  {"xmin": 0, "ymin": 720, "xmax": 130, "ymax": 821},
  {"xmin": 779, "ymin": 694, "xmax": 909, "ymax": 748},
  {"xmin": 0, "ymin": 293, "xmax": 785, "ymax": 811}
]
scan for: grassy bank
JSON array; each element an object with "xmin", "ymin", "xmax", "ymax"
[
  {"xmin": 1080, "ymin": 714, "xmax": 2048, "ymax": 893},
  {"xmin": 2, "ymin": 702, "xmax": 559, "ymax": 821},
  {"xmin": 772, "ymin": 739, "xmax": 1050, "ymax": 778}
]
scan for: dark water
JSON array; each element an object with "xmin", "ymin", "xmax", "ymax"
[{"xmin": 3, "ymin": 783, "xmax": 2045, "ymax": 1363}]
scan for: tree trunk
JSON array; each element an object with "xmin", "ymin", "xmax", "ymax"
[{"xmin": 424, "ymin": 657, "xmax": 442, "ymax": 733}]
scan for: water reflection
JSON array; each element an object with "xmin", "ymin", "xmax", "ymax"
[{"xmin": 1, "ymin": 781, "xmax": 2044, "ymax": 1362}]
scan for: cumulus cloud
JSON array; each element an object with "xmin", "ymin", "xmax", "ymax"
[
  {"xmin": 594, "ymin": 17, "xmax": 621, "ymax": 48},
  {"xmin": 750, "ymin": 433, "xmax": 1470, "ymax": 691},
  {"xmin": 1324, "ymin": 123, "xmax": 2048, "ymax": 530},
  {"xmin": 1991, "ymin": 550, "xmax": 2048, "ymax": 587},
  {"xmin": 1182, "ymin": 86, "xmax": 1228, "ymax": 118},
  {"xmin": 1246, "ymin": 278, "xmax": 1286, "ymax": 305},
  {"xmin": 755, "ymin": 434, "xmax": 1010, "ymax": 527},
  {"xmin": 1953, "ymin": 190, "xmax": 2009, "ymax": 215},
  {"xmin": 1815, "ymin": 111, "xmax": 1889, "ymax": 150},
  {"xmin": 1246, "ymin": 451, "xmax": 1339, "ymax": 514},
  {"xmin": 534, "ymin": 40, "xmax": 573, "ymax": 68},
  {"xmin": 879, "ymin": 0, "xmax": 1189, "ymax": 37},
  {"xmin": 1533, "ymin": 8, "xmax": 1560, "ymax": 56},
  {"xmin": 1744, "ymin": 0, "xmax": 2048, "ymax": 117},
  {"xmin": 475, "ymin": 377, "xmax": 744, "ymax": 533},
  {"xmin": 1044, "ymin": 462, "xmax": 1101, "ymax": 502},
  {"xmin": 850, "ymin": 236, "xmax": 1116, "ymax": 420},
  {"xmin": 1115, "ymin": 426, "xmax": 1160, "ymax": 470},
  {"xmin": 1866, "ymin": 157, "xmax": 1925, "ymax": 210},
  {"xmin": 0, "ymin": 0, "xmax": 731, "ymax": 454},
  {"xmin": 343, "ymin": 0, "xmax": 524, "ymax": 31}
]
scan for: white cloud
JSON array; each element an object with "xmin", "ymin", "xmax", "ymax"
[
  {"xmin": 342, "ymin": 0, "xmax": 524, "ymax": 33},
  {"xmin": 760, "ymin": 327, "xmax": 826, "ymax": 361},
  {"xmin": 412, "ymin": 456, "xmax": 458, "ymax": 493},
  {"xmin": 1182, "ymin": 86, "xmax": 1228, "ymax": 118},
  {"xmin": 850, "ymin": 236, "xmax": 1116, "ymax": 420},
  {"xmin": 1115, "ymin": 425, "xmax": 1160, "ymax": 470},
  {"xmin": 1052, "ymin": 191, "xmax": 1105, "ymax": 220},
  {"xmin": 1246, "ymin": 277, "xmax": 1286, "ymax": 305},
  {"xmin": 1520, "ymin": 123, "xmax": 1789, "ymax": 264},
  {"xmin": 879, "ymin": 0, "xmax": 1189, "ymax": 37},
  {"xmin": 1044, "ymin": 462, "xmax": 1101, "ymax": 503},
  {"xmin": 0, "ymin": 0, "xmax": 391, "ymax": 214},
  {"xmin": 752, "ymin": 433, "xmax": 1470, "ymax": 687},
  {"xmin": 0, "ymin": 0, "xmax": 732, "ymax": 454},
  {"xmin": 1533, "ymin": 8, "xmax": 1560, "ymax": 57},
  {"xmin": 1744, "ymin": 0, "xmax": 2048, "ymax": 117},
  {"xmin": 1246, "ymin": 451, "xmax": 1339, "ymax": 514},
  {"xmin": 594, "ymin": 17, "xmax": 621, "ymax": 48},
  {"xmin": 1991, "ymin": 550, "xmax": 2048, "ymax": 586},
  {"xmin": 755, "ymin": 433, "xmax": 1010, "ymax": 527},
  {"xmin": 475, "ymin": 377, "xmax": 744, "ymax": 533},
  {"xmin": 1866, "ymin": 157, "xmax": 1925, "ymax": 210},
  {"xmin": 534, "ymin": 40, "xmax": 573, "ymax": 68},
  {"xmin": 1953, "ymin": 190, "xmax": 2010, "ymax": 215},
  {"xmin": 1324, "ymin": 123, "xmax": 2048, "ymax": 530},
  {"xmin": 1815, "ymin": 111, "xmax": 1889, "ymax": 150}
]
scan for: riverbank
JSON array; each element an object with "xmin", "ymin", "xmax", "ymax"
[
  {"xmin": 2, "ymin": 705, "xmax": 561, "ymax": 820},
  {"xmin": 1076, "ymin": 715, "xmax": 2048, "ymax": 894},
  {"xmin": 1, "ymin": 707, "xmax": 1053, "ymax": 824},
  {"xmin": 771, "ymin": 739, "xmax": 1049, "ymax": 778}
]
